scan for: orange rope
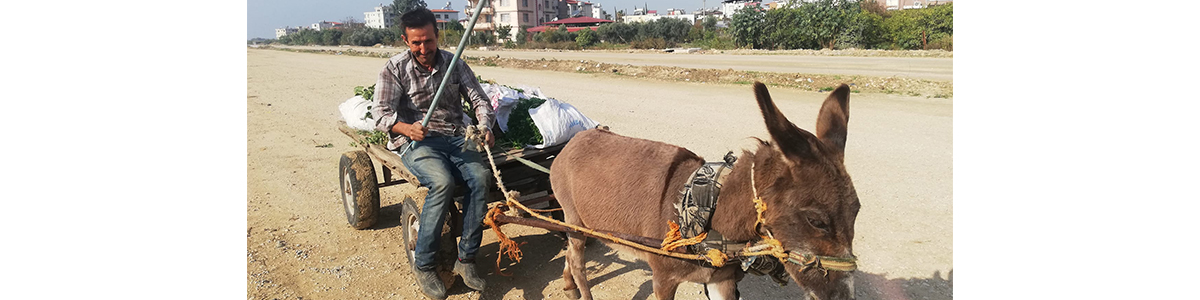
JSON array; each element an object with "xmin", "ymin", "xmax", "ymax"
[
  {"xmin": 483, "ymin": 205, "xmax": 525, "ymax": 276},
  {"xmin": 659, "ymin": 220, "xmax": 709, "ymax": 252}
]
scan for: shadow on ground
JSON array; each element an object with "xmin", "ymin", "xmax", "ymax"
[{"xmin": 433, "ymin": 229, "xmax": 951, "ymax": 300}]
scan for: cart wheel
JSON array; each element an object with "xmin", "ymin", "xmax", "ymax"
[
  {"xmin": 339, "ymin": 151, "xmax": 379, "ymax": 230},
  {"xmin": 401, "ymin": 196, "xmax": 459, "ymax": 269}
]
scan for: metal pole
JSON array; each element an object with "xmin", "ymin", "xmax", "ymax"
[
  {"xmin": 422, "ymin": 0, "xmax": 488, "ymax": 127},
  {"xmin": 400, "ymin": 0, "xmax": 490, "ymax": 157}
]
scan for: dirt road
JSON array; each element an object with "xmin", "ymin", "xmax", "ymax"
[
  {"xmin": 462, "ymin": 50, "xmax": 953, "ymax": 81},
  {"xmin": 271, "ymin": 45, "xmax": 953, "ymax": 81},
  {"xmin": 247, "ymin": 49, "xmax": 952, "ymax": 300}
]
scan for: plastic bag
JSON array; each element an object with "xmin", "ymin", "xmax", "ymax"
[
  {"xmin": 481, "ymin": 83, "xmax": 523, "ymax": 132},
  {"xmin": 339, "ymin": 95, "xmax": 375, "ymax": 131},
  {"xmin": 528, "ymin": 98, "xmax": 600, "ymax": 149}
]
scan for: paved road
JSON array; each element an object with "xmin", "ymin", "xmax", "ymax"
[{"xmin": 272, "ymin": 45, "xmax": 953, "ymax": 81}]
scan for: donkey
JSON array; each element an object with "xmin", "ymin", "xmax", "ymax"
[{"xmin": 549, "ymin": 82, "xmax": 861, "ymax": 300}]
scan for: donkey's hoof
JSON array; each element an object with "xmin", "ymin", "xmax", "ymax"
[{"xmin": 565, "ymin": 288, "xmax": 581, "ymax": 300}]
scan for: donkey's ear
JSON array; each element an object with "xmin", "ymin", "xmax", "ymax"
[
  {"xmin": 815, "ymin": 84, "xmax": 851, "ymax": 160},
  {"xmin": 754, "ymin": 82, "xmax": 821, "ymax": 163}
]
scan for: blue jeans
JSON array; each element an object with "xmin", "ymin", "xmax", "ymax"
[{"xmin": 399, "ymin": 136, "xmax": 492, "ymax": 271}]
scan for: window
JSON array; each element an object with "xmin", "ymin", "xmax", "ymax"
[
  {"xmin": 523, "ymin": 0, "xmax": 528, "ymax": 7},
  {"xmin": 501, "ymin": 13, "xmax": 510, "ymax": 22},
  {"xmin": 500, "ymin": 0, "xmax": 508, "ymax": 6},
  {"xmin": 524, "ymin": 13, "xmax": 529, "ymax": 22}
]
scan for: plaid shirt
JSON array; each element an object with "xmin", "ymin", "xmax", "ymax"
[{"xmin": 372, "ymin": 49, "xmax": 493, "ymax": 150}]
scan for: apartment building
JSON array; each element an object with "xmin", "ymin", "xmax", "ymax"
[
  {"xmin": 275, "ymin": 27, "xmax": 299, "ymax": 38},
  {"xmin": 885, "ymin": 0, "xmax": 951, "ymax": 10},
  {"xmin": 364, "ymin": 4, "xmax": 396, "ymax": 29},
  {"xmin": 311, "ymin": 21, "xmax": 341, "ymax": 31},
  {"xmin": 431, "ymin": 8, "xmax": 460, "ymax": 29}
]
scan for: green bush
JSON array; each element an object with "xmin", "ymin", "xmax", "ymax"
[
  {"xmin": 630, "ymin": 37, "xmax": 674, "ymax": 49},
  {"xmin": 521, "ymin": 41, "xmax": 580, "ymax": 50},
  {"xmin": 515, "ymin": 26, "xmax": 529, "ymax": 45},
  {"xmin": 575, "ymin": 28, "xmax": 598, "ymax": 48},
  {"xmin": 881, "ymin": 3, "xmax": 952, "ymax": 49}
]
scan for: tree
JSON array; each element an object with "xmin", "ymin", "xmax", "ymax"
[
  {"xmin": 729, "ymin": 5, "xmax": 766, "ymax": 48},
  {"xmin": 497, "ymin": 25, "xmax": 512, "ymax": 42},
  {"xmin": 321, "ymin": 30, "xmax": 343, "ymax": 45},
  {"xmin": 392, "ymin": 0, "xmax": 428, "ymax": 26},
  {"xmin": 597, "ymin": 22, "xmax": 634, "ymax": 43},
  {"xmin": 515, "ymin": 25, "xmax": 529, "ymax": 45},
  {"xmin": 795, "ymin": 0, "xmax": 864, "ymax": 49},
  {"xmin": 340, "ymin": 16, "xmax": 364, "ymax": 29},
  {"xmin": 575, "ymin": 28, "xmax": 598, "ymax": 47}
]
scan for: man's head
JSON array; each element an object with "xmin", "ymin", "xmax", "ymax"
[{"xmin": 400, "ymin": 8, "xmax": 440, "ymax": 68}]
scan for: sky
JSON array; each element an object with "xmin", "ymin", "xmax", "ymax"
[{"xmin": 248, "ymin": 0, "xmax": 738, "ymax": 39}]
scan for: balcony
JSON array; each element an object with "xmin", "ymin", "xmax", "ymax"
[
  {"xmin": 473, "ymin": 23, "xmax": 496, "ymax": 31},
  {"xmin": 464, "ymin": 6, "xmax": 495, "ymax": 15}
]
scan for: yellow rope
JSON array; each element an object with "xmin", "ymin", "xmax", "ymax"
[{"xmin": 748, "ymin": 162, "xmax": 790, "ymax": 262}]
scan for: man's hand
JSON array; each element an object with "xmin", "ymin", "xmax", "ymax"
[
  {"xmin": 484, "ymin": 129, "xmax": 494, "ymax": 148},
  {"xmin": 392, "ymin": 122, "xmax": 428, "ymax": 141}
]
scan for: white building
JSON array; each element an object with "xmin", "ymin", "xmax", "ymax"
[
  {"xmin": 625, "ymin": 13, "xmax": 695, "ymax": 24},
  {"xmin": 275, "ymin": 27, "xmax": 299, "ymax": 38},
  {"xmin": 311, "ymin": 21, "xmax": 340, "ymax": 31},
  {"xmin": 721, "ymin": 0, "xmax": 760, "ymax": 16},
  {"xmin": 588, "ymin": 3, "xmax": 609, "ymax": 20},
  {"xmin": 431, "ymin": 9, "xmax": 461, "ymax": 29},
  {"xmin": 364, "ymin": 4, "xmax": 396, "ymax": 29}
]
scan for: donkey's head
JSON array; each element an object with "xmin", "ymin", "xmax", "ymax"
[{"xmin": 750, "ymin": 82, "xmax": 860, "ymax": 300}]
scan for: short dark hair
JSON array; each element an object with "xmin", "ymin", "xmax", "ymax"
[{"xmin": 400, "ymin": 8, "xmax": 438, "ymax": 33}]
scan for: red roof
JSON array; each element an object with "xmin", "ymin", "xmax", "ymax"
[
  {"xmin": 543, "ymin": 16, "xmax": 613, "ymax": 25},
  {"xmin": 430, "ymin": 9, "xmax": 458, "ymax": 12},
  {"xmin": 648, "ymin": 10, "xmax": 657, "ymax": 14},
  {"xmin": 526, "ymin": 25, "xmax": 600, "ymax": 33}
]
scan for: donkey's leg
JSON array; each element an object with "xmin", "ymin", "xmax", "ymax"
[
  {"xmin": 562, "ymin": 252, "xmax": 578, "ymax": 299},
  {"xmin": 703, "ymin": 266, "xmax": 744, "ymax": 300},
  {"xmin": 650, "ymin": 270, "xmax": 683, "ymax": 300},
  {"xmin": 648, "ymin": 258, "xmax": 685, "ymax": 300},
  {"xmin": 564, "ymin": 232, "xmax": 593, "ymax": 300},
  {"xmin": 702, "ymin": 279, "xmax": 740, "ymax": 300}
]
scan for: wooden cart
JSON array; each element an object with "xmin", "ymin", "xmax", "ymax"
[{"xmin": 336, "ymin": 121, "xmax": 566, "ymax": 270}]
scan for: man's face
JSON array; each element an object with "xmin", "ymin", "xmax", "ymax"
[{"xmin": 403, "ymin": 24, "xmax": 439, "ymax": 68}]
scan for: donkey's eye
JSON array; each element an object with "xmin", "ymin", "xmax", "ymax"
[{"xmin": 808, "ymin": 217, "xmax": 829, "ymax": 231}]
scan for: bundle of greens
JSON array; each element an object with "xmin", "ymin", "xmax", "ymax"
[
  {"xmin": 497, "ymin": 97, "xmax": 547, "ymax": 150},
  {"xmin": 351, "ymin": 85, "xmax": 387, "ymax": 145}
]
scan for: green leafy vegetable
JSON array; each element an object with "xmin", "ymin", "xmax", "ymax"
[
  {"xmin": 354, "ymin": 84, "xmax": 375, "ymax": 101},
  {"xmin": 357, "ymin": 130, "xmax": 390, "ymax": 145},
  {"xmin": 498, "ymin": 97, "xmax": 547, "ymax": 149}
]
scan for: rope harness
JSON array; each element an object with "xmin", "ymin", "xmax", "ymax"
[{"xmin": 477, "ymin": 141, "xmax": 857, "ymax": 279}]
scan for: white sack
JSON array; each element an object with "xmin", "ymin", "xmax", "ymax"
[
  {"xmin": 339, "ymin": 95, "xmax": 376, "ymax": 131},
  {"xmin": 528, "ymin": 98, "xmax": 600, "ymax": 149},
  {"xmin": 481, "ymin": 83, "xmax": 523, "ymax": 132}
]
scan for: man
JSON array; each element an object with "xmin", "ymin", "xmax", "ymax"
[{"xmin": 371, "ymin": 8, "xmax": 494, "ymax": 300}]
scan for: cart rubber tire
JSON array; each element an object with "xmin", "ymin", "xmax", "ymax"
[
  {"xmin": 401, "ymin": 196, "xmax": 459, "ymax": 270},
  {"xmin": 339, "ymin": 151, "xmax": 380, "ymax": 230}
]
